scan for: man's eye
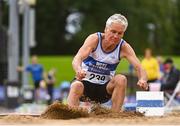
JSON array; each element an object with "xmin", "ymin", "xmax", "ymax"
[{"xmin": 111, "ymin": 30, "xmax": 116, "ymax": 33}]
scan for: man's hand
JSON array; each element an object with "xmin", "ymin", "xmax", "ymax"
[
  {"xmin": 137, "ymin": 79, "xmax": 148, "ymax": 90},
  {"xmin": 76, "ymin": 69, "xmax": 86, "ymax": 81}
]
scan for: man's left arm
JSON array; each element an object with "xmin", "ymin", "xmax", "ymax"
[{"xmin": 121, "ymin": 42, "xmax": 148, "ymax": 90}]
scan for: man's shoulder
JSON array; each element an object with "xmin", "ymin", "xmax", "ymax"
[
  {"xmin": 26, "ymin": 64, "xmax": 32, "ymax": 68},
  {"xmin": 120, "ymin": 41, "xmax": 131, "ymax": 50},
  {"xmin": 172, "ymin": 67, "xmax": 180, "ymax": 75},
  {"xmin": 37, "ymin": 64, "xmax": 43, "ymax": 68},
  {"xmin": 84, "ymin": 33, "xmax": 99, "ymax": 46},
  {"xmin": 88, "ymin": 32, "xmax": 100, "ymax": 39},
  {"xmin": 32, "ymin": 64, "xmax": 43, "ymax": 68}
]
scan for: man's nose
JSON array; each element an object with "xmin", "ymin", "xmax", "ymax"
[{"xmin": 113, "ymin": 33, "xmax": 119, "ymax": 38}]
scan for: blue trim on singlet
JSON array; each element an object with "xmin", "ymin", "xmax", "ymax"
[
  {"xmin": 92, "ymin": 32, "xmax": 101, "ymax": 52},
  {"xmin": 118, "ymin": 40, "xmax": 125, "ymax": 60},
  {"xmin": 83, "ymin": 56, "xmax": 119, "ymax": 72}
]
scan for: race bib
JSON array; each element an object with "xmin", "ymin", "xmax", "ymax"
[{"xmin": 84, "ymin": 71, "xmax": 111, "ymax": 84}]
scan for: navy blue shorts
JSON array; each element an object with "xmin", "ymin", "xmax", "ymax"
[
  {"xmin": 34, "ymin": 80, "xmax": 41, "ymax": 89},
  {"xmin": 71, "ymin": 79, "xmax": 111, "ymax": 103}
]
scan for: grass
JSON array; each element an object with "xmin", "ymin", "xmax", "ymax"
[
  {"xmin": 170, "ymin": 56, "xmax": 180, "ymax": 69},
  {"xmin": 37, "ymin": 55, "xmax": 180, "ymax": 87},
  {"xmin": 39, "ymin": 56, "xmax": 74, "ymax": 87}
]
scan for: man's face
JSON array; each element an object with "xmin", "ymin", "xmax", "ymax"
[
  {"xmin": 164, "ymin": 63, "xmax": 172, "ymax": 73},
  {"xmin": 104, "ymin": 22, "xmax": 125, "ymax": 44},
  {"xmin": 145, "ymin": 49, "xmax": 152, "ymax": 58},
  {"xmin": 32, "ymin": 56, "xmax": 38, "ymax": 64}
]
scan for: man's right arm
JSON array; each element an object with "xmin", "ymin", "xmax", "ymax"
[
  {"xmin": 72, "ymin": 33, "xmax": 98, "ymax": 80},
  {"xmin": 17, "ymin": 65, "xmax": 31, "ymax": 72}
]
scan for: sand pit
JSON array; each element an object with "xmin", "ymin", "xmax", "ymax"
[
  {"xmin": 0, "ymin": 102, "xmax": 180, "ymax": 125},
  {"xmin": 40, "ymin": 101, "xmax": 89, "ymax": 119}
]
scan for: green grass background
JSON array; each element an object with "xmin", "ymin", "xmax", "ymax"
[{"xmin": 37, "ymin": 56, "xmax": 180, "ymax": 87}]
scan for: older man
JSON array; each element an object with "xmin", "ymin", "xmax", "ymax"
[{"xmin": 67, "ymin": 14, "xmax": 148, "ymax": 112}]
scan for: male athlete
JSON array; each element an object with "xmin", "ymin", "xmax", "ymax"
[{"xmin": 67, "ymin": 14, "xmax": 148, "ymax": 112}]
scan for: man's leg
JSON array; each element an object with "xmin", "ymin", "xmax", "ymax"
[
  {"xmin": 67, "ymin": 81, "xmax": 84, "ymax": 107},
  {"xmin": 34, "ymin": 81, "xmax": 40, "ymax": 103},
  {"xmin": 106, "ymin": 74, "xmax": 127, "ymax": 112}
]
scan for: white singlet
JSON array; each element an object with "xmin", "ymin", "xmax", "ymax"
[{"xmin": 81, "ymin": 32, "xmax": 125, "ymax": 85}]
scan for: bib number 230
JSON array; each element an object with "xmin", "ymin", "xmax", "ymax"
[{"xmin": 89, "ymin": 73, "xmax": 105, "ymax": 81}]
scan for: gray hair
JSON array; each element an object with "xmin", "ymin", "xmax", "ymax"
[{"xmin": 106, "ymin": 14, "xmax": 128, "ymax": 31}]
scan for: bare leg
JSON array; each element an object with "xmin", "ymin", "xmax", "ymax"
[
  {"xmin": 67, "ymin": 81, "xmax": 84, "ymax": 107},
  {"xmin": 106, "ymin": 74, "xmax": 127, "ymax": 112},
  {"xmin": 35, "ymin": 88, "xmax": 40, "ymax": 103}
]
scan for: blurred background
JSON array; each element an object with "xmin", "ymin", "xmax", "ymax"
[{"xmin": 0, "ymin": 0, "xmax": 180, "ymax": 112}]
